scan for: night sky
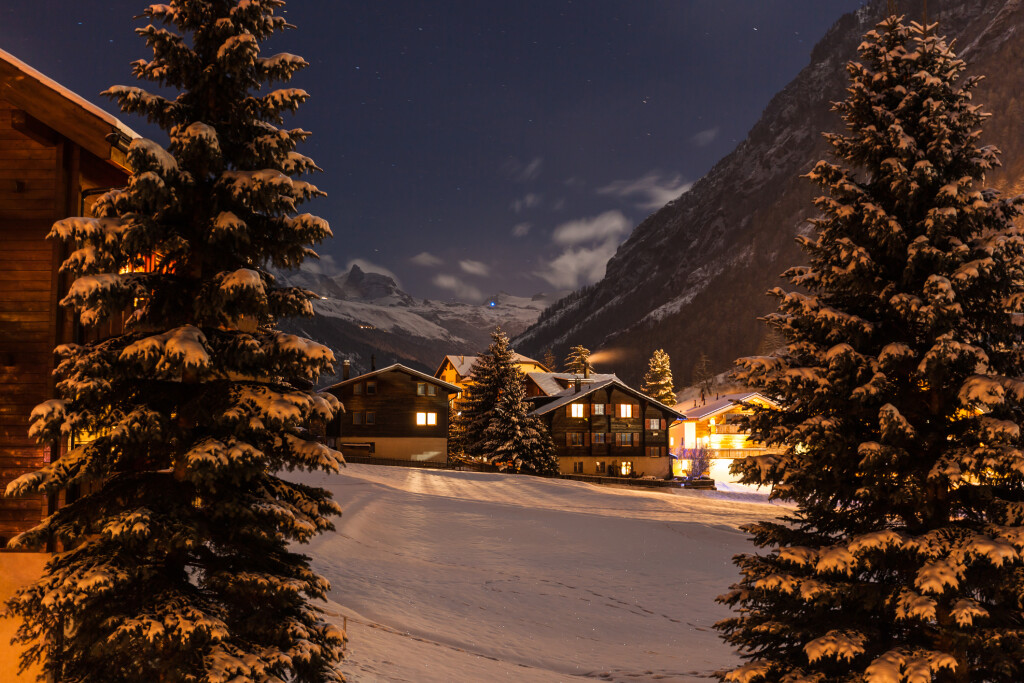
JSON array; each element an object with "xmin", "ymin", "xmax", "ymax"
[{"xmin": 2, "ymin": 1, "xmax": 865, "ymax": 302}]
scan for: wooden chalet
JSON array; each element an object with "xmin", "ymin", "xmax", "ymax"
[
  {"xmin": 527, "ymin": 372, "xmax": 684, "ymax": 478},
  {"xmin": 321, "ymin": 363, "xmax": 460, "ymax": 463},
  {"xmin": 0, "ymin": 49, "xmax": 135, "ymax": 544},
  {"xmin": 668, "ymin": 391, "xmax": 783, "ymax": 480},
  {"xmin": 434, "ymin": 352, "xmax": 550, "ymax": 400}
]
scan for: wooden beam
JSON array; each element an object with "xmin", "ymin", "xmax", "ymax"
[{"xmin": 10, "ymin": 109, "xmax": 58, "ymax": 148}]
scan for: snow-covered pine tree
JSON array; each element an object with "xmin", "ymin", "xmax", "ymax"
[
  {"xmin": 542, "ymin": 348, "xmax": 558, "ymax": 372},
  {"xmin": 717, "ymin": 16, "xmax": 1024, "ymax": 682},
  {"xmin": 4, "ymin": 2, "xmax": 347, "ymax": 680},
  {"xmin": 642, "ymin": 349, "xmax": 676, "ymax": 406},
  {"xmin": 564, "ymin": 344, "xmax": 590, "ymax": 375},
  {"xmin": 460, "ymin": 327, "xmax": 521, "ymax": 460},
  {"xmin": 692, "ymin": 351, "xmax": 715, "ymax": 399},
  {"xmin": 483, "ymin": 371, "xmax": 558, "ymax": 475}
]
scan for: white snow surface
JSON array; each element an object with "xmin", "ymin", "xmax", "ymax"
[{"xmin": 296, "ymin": 464, "xmax": 789, "ymax": 682}]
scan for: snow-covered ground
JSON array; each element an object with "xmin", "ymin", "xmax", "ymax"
[{"xmin": 296, "ymin": 465, "xmax": 790, "ymax": 682}]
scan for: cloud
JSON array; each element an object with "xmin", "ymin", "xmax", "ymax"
[
  {"xmin": 346, "ymin": 258, "xmax": 401, "ymax": 285},
  {"xmin": 299, "ymin": 253, "xmax": 339, "ymax": 275},
  {"xmin": 551, "ymin": 210, "xmax": 630, "ymax": 246},
  {"xmin": 691, "ymin": 126, "xmax": 720, "ymax": 147},
  {"xmin": 534, "ymin": 210, "xmax": 631, "ymax": 290},
  {"xmin": 510, "ymin": 192, "xmax": 542, "ymax": 213},
  {"xmin": 433, "ymin": 274, "xmax": 482, "ymax": 302},
  {"xmin": 597, "ymin": 171, "xmax": 691, "ymax": 210},
  {"xmin": 411, "ymin": 251, "xmax": 443, "ymax": 267},
  {"xmin": 503, "ymin": 156, "xmax": 544, "ymax": 182},
  {"xmin": 535, "ymin": 241, "xmax": 621, "ymax": 290},
  {"xmin": 459, "ymin": 259, "xmax": 490, "ymax": 277},
  {"xmin": 512, "ymin": 222, "xmax": 531, "ymax": 238}
]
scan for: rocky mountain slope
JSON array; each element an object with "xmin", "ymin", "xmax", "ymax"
[
  {"xmin": 515, "ymin": 0, "xmax": 1024, "ymax": 385},
  {"xmin": 278, "ymin": 264, "xmax": 565, "ymax": 382}
]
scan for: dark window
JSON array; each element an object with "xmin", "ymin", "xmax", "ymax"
[
  {"xmin": 647, "ymin": 446, "xmax": 663, "ymax": 458},
  {"xmin": 569, "ymin": 432, "xmax": 585, "ymax": 447},
  {"xmin": 366, "ymin": 380, "xmax": 377, "ymax": 395},
  {"xmin": 593, "ymin": 432, "xmax": 607, "ymax": 444},
  {"xmin": 595, "ymin": 461, "xmax": 605, "ymax": 473},
  {"xmin": 573, "ymin": 462, "xmax": 584, "ymax": 474},
  {"xmin": 353, "ymin": 383, "xmax": 363, "ymax": 396},
  {"xmin": 353, "ymin": 412, "xmax": 363, "ymax": 425},
  {"xmin": 366, "ymin": 411, "xmax": 376, "ymax": 425},
  {"xmin": 427, "ymin": 384, "xmax": 437, "ymax": 396},
  {"xmin": 416, "ymin": 382, "xmax": 426, "ymax": 396}
]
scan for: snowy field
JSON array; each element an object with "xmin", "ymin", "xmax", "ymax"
[{"xmin": 295, "ymin": 465, "xmax": 790, "ymax": 682}]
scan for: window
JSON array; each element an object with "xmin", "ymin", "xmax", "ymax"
[
  {"xmin": 573, "ymin": 462, "xmax": 584, "ymax": 474},
  {"xmin": 416, "ymin": 412, "xmax": 437, "ymax": 426},
  {"xmin": 592, "ymin": 403, "xmax": 605, "ymax": 415},
  {"xmin": 617, "ymin": 432, "xmax": 636, "ymax": 446},
  {"xmin": 366, "ymin": 411, "xmax": 376, "ymax": 425},
  {"xmin": 647, "ymin": 418, "xmax": 661, "ymax": 430},
  {"xmin": 568, "ymin": 432, "xmax": 585, "ymax": 447},
  {"xmin": 417, "ymin": 382, "xmax": 426, "ymax": 396},
  {"xmin": 595, "ymin": 461, "xmax": 605, "ymax": 474},
  {"xmin": 618, "ymin": 404, "xmax": 632, "ymax": 418},
  {"xmin": 647, "ymin": 446, "xmax": 664, "ymax": 458},
  {"xmin": 366, "ymin": 380, "xmax": 377, "ymax": 395},
  {"xmin": 620, "ymin": 461, "xmax": 633, "ymax": 476},
  {"xmin": 593, "ymin": 432, "xmax": 607, "ymax": 445},
  {"xmin": 353, "ymin": 383, "xmax": 363, "ymax": 396},
  {"xmin": 353, "ymin": 412, "xmax": 363, "ymax": 425},
  {"xmin": 428, "ymin": 384, "xmax": 436, "ymax": 396},
  {"xmin": 571, "ymin": 403, "xmax": 585, "ymax": 418}
]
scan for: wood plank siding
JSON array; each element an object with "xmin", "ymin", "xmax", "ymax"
[{"xmin": 0, "ymin": 80, "xmax": 130, "ymax": 542}]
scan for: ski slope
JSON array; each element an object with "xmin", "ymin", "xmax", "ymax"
[{"xmin": 296, "ymin": 465, "xmax": 789, "ymax": 682}]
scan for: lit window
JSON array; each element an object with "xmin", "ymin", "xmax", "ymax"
[
  {"xmin": 595, "ymin": 461, "xmax": 605, "ymax": 473},
  {"xmin": 620, "ymin": 461, "xmax": 633, "ymax": 476},
  {"xmin": 618, "ymin": 404, "xmax": 632, "ymax": 418},
  {"xmin": 647, "ymin": 418, "xmax": 661, "ymax": 430},
  {"xmin": 366, "ymin": 411, "xmax": 376, "ymax": 425},
  {"xmin": 416, "ymin": 412, "xmax": 437, "ymax": 426},
  {"xmin": 592, "ymin": 403, "xmax": 605, "ymax": 415},
  {"xmin": 366, "ymin": 381, "xmax": 377, "ymax": 395},
  {"xmin": 571, "ymin": 403, "xmax": 585, "ymax": 418}
]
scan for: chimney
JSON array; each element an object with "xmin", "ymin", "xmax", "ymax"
[
  {"xmin": 574, "ymin": 377, "xmax": 581, "ymax": 393},
  {"xmin": 342, "ymin": 359, "xmax": 350, "ymax": 380},
  {"xmin": 584, "ymin": 362, "xmax": 590, "ymax": 379},
  {"xmin": 371, "ymin": 354, "xmax": 376, "ymax": 371}
]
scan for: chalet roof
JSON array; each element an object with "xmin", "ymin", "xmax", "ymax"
[
  {"xmin": 0, "ymin": 48, "xmax": 138, "ymax": 164},
  {"xmin": 675, "ymin": 392, "xmax": 778, "ymax": 420},
  {"xmin": 526, "ymin": 371, "xmax": 619, "ymax": 397},
  {"xmin": 321, "ymin": 363, "xmax": 461, "ymax": 394},
  {"xmin": 528, "ymin": 376, "xmax": 686, "ymax": 420},
  {"xmin": 435, "ymin": 352, "xmax": 548, "ymax": 379}
]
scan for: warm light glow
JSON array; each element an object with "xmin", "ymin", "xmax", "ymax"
[
  {"xmin": 571, "ymin": 403, "xmax": 585, "ymax": 418},
  {"xmin": 416, "ymin": 412, "xmax": 437, "ymax": 426},
  {"xmin": 618, "ymin": 404, "xmax": 632, "ymax": 418}
]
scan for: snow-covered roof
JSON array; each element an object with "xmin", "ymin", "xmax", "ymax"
[
  {"xmin": 435, "ymin": 353, "xmax": 547, "ymax": 379},
  {"xmin": 675, "ymin": 392, "xmax": 778, "ymax": 420},
  {"xmin": 529, "ymin": 376, "xmax": 686, "ymax": 420},
  {"xmin": 526, "ymin": 371, "xmax": 618, "ymax": 397},
  {"xmin": 322, "ymin": 363, "xmax": 461, "ymax": 394},
  {"xmin": 0, "ymin": 48, "xmax": 139, "ymax": 158}
]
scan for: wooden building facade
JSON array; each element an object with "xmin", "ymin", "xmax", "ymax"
[
  {"xmin": 528, "ymin": 377, "xmax": 684, "ymax": 478},
  {"xmin": 0, "ymin": 49, "xmax": 134, "ymax": 543},
  {"xmin": 321, "ymin": 363, "xmax": 460, "ymax": 463}
]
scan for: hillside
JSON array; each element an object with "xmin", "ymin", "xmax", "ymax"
[
  {"xmin": 515, "ymin": 0, "xmax": 1024, "ymax": 385},
  {"xmin": 278, "ymin": 264, "xmax": 566, "ymax": 381},
  {"xmin": 298, "ymin": 464, "xmax": 787, "ymax": 681}
]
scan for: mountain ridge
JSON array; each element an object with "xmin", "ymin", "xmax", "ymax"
[{"xmin": 515, "ymin": 0, "xmax": 1023, "ymax": 385}]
